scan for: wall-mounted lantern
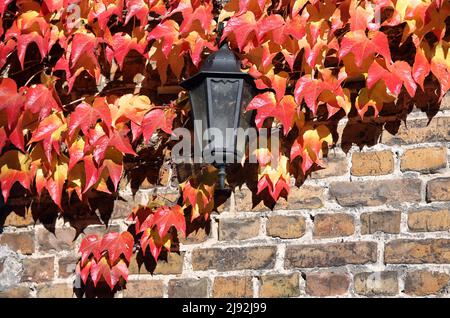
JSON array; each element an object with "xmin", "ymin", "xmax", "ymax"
[{"xmin": 180, "ymin": 43, "xmax": 256, "ymax": 189}]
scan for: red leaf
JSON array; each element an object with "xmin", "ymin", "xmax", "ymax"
[
  {"xmin": 0, "ymin": 151, "xmax": 33, "ymax": 202},
  {"xmin": 0, "ymin": 127, "xmax": 7, "ymax": 153},
  {"xmin": 152, "ymin": 205, "xmax": 186, "ymax": 238},
  {"xmin": 68, "ymin": 103, "xmax": 95, "ymax": 136},
  {"xmin": 140, "ymin": 227, "xmax": 163, "ymax": 261},
  {"xmin": 148, "ymin": 20, "xmax": 179, "ymax": 58},
  {"xmin": 339, "ymin": 30, "xmax": 391, "ymax": 68},
  {"xmin": 367, "ymin": 60, "xmax": 416, "ymax": 97},
  {"xmin": 0, "ymin": 78, "xmax": 24, "ymax": 130},
  {"xmin": 0, "ymin": 40, "xmax": 15, "ymax": 69},
  {"xmin": 413, "ymin": 47, "xmax": 431, "ymax": 91},
  {"xmin": 141, "ymin": 108, "xmax": 176, "ymax": 143},
  {"xmin": 90, "ymin": 256, "xmax": 114, "ymax": 289},
  {"xmin": 109, "ymin": 130, "xmax": 137, "ymax": 156},
  {"xmin": 125, "ymin": 0, "xmax": 150, "ymax": 26},
  {"xmin": 70, "ymin": 32, "xmax": 98, "ymax": 67},
  {"xmin": 221, "ymin": 11, "xmax": 258, "ymax": 51},
  {"xmin": 100, "ymin": 231, "xmax": 134, "ymax": 264},
  {"xmin": 17, "ymin": 32, "xmax": 48, "ymax": 69},
  {"xmin": 45, "ymin": 162, "xmax": 67, "ymax": 208},
  {"xmin": 83, "ymin": 155, "xmax": 99, "ymax": 193},
  {"xmin": 106, "ymin": 33, "xmax": 146, "ymax": 70},
  {"xmin": 179, "ymin": 2, "xmax": 214, "ymax": 33},
  {"xmin": 294, "ymin": 76, "xmax": 326, "ymax": 115},
  {"xmin": 25, "ymin": 84, "xmax": 61, "ymax": 120},
  {"xmin": 247, "ymin": 92, "xmax": 277, "ymax": 130},
  {"xmin": 79, "ymin": 234, "xmax": 101, "ymax": 265}
]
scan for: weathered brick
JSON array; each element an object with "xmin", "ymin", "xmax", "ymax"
[
  {"xmin": 354, "ymin": 272, "xmax": 398, "ymax": 296},
  {"xmin": 360, "ymin": 211, "xmax": 401, "ymax": 234},
  {"xmin": 0, "ymin": 231, "xmax": 34, "ymax": 255},
  {"xmin": 305, "ymin": 273, "xmax": 350, "ymax": 296},
  {"xmin": 385, "ymin": 239, "xmax": 450, "ymax": 264},
  {"xmin": 21, "ymin": 257, "xmax": 54, "ymax": 283},
  {"xmin": 58, "ymin": 255, "xmax": 78, "ymax": 278},
  {"xmin": 235, "ymin": 186, "xmax": 324, "ymax": 212},
  {"xmin": 129, "ymin": 252, "xmax": 184, "ymax": 275},
  {"xmin": 404, "ymin": 271, "xmax": 450, "ymax": 296},
  {"xmin": 330, "ymin": 179, "xmax": 422, "ymax": 207},
  {"xmin": 168, "ymin": 278, "xmax": 209, "ymax": 298},
  {"xmin": 37, "ymin": 227, "xmax": 76, "ymax": 252},
  {"xmin": 219, "ymin": 217, "xmax": 260, "ymax": 241},
  {"xmin": 37, "ymin": 283, "xmax": 74, "ymax": 298},
  {"xmin": 82, "ymin": 224, "xmax": 121, "ymax": 237},
  {"xmin": 313, "ymin": 213, "xmax": 355, "ymax": 238},
  {"xmin": 408, "ymin": 209, "xmax": 450, "ymax": 232},
  {"xmin": 234, "ymin": 188, "xmax": 270, "ymax": 212},
  {"xmin": 192, "ymin": 246, "xmax": 276, "ymax": 271},
  {"xmin": 3, "ymin": 210, "xmax": 34, "ymax": 227},
  {"xmin": 285, "ymin": 242, "xmax": 377, "ymax": 268},
  {"xmin": 311, "ymin": 152, "xmax": 348, "ymax": 179},
  {"xmin": 266, "ymin": 215, "xmax": 305, "ymax": 239},
  {"xmin": 351, "ymin": 151, "xmax": 394, "ymax": 176},
  {"xmin": 212, "ymin": 276, "xmax": 253, "ymax": 298},
  {"xmin": 179, "ymin": 229, "xmax": 209, "ymax": 245},
  {"xmin": 260, "ymin": 273, "xmax": 300, "ymax": 298},
  {"xmin": 442, "ymin": 93, "xmax": 450, "ymax": 110},
  {"xmin": 382, "ymin": 117, "xmax": 450, "ymax": 145},
  {"xmin": 123, "ymin": 280, "xmax": 164, "ymax": 298},
  {"xmin": 275, "ymin": 186, "xmax": 324, "ymax": 210},
  {"xmin": 0, "ymin": 286, "xmax": 30, "ymax": 298},
  {"xmin": 401, "ymin": 147, "xmax": 447, "ymax": 172},
  {"xmin": 427, "ymin": 178, "xmax": 450, "ymax": 202}
]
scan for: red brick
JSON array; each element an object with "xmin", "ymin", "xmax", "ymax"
[
  {"xmin": 123, "ymin": 280, "xmax": 164, "ymax": 298},
  {"xmin": 285, "ymin": 242, "xmax": 377, "ymax": 268},
  {"xmin": 0, "ymin": 286, "xmax": 31, "ymax": 298},
  {"xmin": 330, "ymin": 179, "xmax": 422, "ymax": 207},
  {"xmin": 360, "ymin": 211, "xmax": 401, "ymax": 234},
  {"xmin": 37, "ymin": 283, "xmax": 74, "ymax": 298},
  {"xmin": 58, "ymin": 255, "xmax": 78, "ymax": 278},
  {"xmin": 354, "ymin": 272, "xmax": 398, "ymax": 296},
  {"xmin": 192, "ymin": 246, "xmax": 276, "ymax": 271},
  {"xmin": 427, "ymin": 178, "xmax": 450, "ymax": 202},
  {"xmin": 3, "ymin": 209, "xmax": 34, "ymax": 227},
  {"xmin": 0, "ymin": 232, "xmax": 34, "ymax": 255},
  {"xmin": 306, "ymin": 273, "xmax": 350, "ymax": 296},
  {"xmin": 37, "ymin": 227, "xmax": 77, "ymax": 252},
  {"xmin": 260, "ymin": 273, "xmax": 300, "ymax": 297},
  {"xmin": 212, "ymin": 276, "xmax": 253, "ymax": 298},
  {"xmin": 266, "ymin": 215, "xmax": 305, "ymax": 239},
  {"xmin": 129, "ymin": 252, "xmax": 184, "ymax": 275},
  {"xmin": 168, "ymin": 278, "xmax": 209, "ymax": 298},
  {"xmin": 219, "ymin": 217, "xmax": 260, "ymax": 241},
  {"xmin": 313, "ymin": 213, "xmax": 355, "ymax": 238},
  {"xmin": 311, "ymin": 152, "xmax": 348, "ymax": 179},
  {"xmin": 404, "ymin": 271, "xmax": 450, "ymax": 296},
  {"xmin": 21, "ymin": 257, "xmax": 54, "ymax": 283},
  {"xmin": 382, "ymin": 117, "xmax": 450, "ymax": 145},
  {"xmin": 385, "ymin": 239, "xmax": 450, "ymax": 264},
  {"xmin": 401, "ymin": 147, "xmax": 447, "ymax": 172},
  {"xmin": 351, "ymin": 151, "xmax": 394, "ymax": 176},
  {"xmin": 408, "ymin": 209, "xmax": 450, "ymax": 232}
]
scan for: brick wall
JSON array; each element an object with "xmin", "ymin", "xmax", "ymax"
[{"xmin": 0, "ymin": 95, "xmax": 449, "ymax": 298}]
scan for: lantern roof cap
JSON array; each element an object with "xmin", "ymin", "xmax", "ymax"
[{"xmin": 180, "ymin": 44, "xmax": 254, "ymax": 89}]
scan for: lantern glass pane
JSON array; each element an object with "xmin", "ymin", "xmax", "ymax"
[
  {"xmin": 235, "ymin": 81, "xmax": 255, "ymax": 161},
  {"xmin": 189, "ymin": 81, "xmax": 208, "ymax": 159},
  {"xmin": 207, "ymin": 78, "xmax": 241, "ymax": 153}
]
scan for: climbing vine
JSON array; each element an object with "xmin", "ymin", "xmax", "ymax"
[{"xmin": 0, "ymin": 0, "xmax": 449, "ymax": 292}]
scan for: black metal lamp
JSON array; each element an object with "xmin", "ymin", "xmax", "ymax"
[{"xmin": 180, "ymin": 43, "xmax": 256, "ymax": 189}]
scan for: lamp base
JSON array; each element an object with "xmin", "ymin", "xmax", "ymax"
[{"xmin": 216, "ymin": 164, "xmax": 227, "ymax": 190}]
